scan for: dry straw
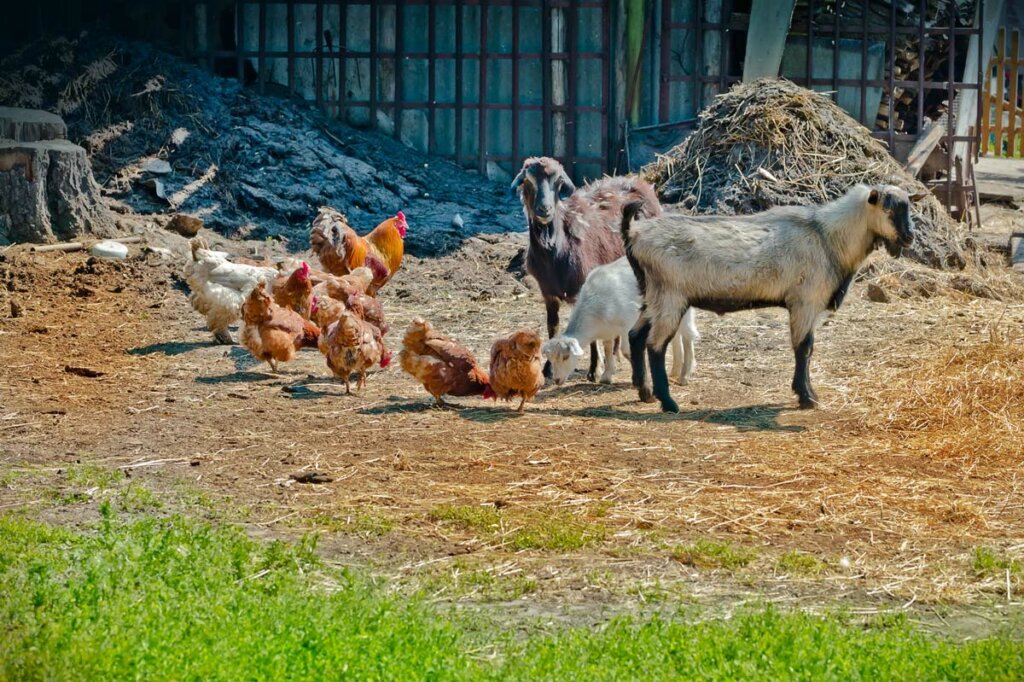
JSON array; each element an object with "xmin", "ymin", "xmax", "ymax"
[{"xmin": 643, "ymin": 79, "xmax": 967, "ymax": 270}]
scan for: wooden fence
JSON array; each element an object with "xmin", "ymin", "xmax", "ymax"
[{"xmin": 981, "ymin": 27, "xmax": 1023, "ymax": 157}]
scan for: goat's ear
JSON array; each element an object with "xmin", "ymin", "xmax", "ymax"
[
  {"xmin": 568, "ymin": 338, "xmax": 585, "ymax": 357},
  {"xmin": 909, "ymin": 191, "xmax": 928, "ymax": 203},
  {"xmin": 867, "ymin": 189, "xmax": 880, "ymax": 205},
  {"xmin": 510, "ymin": 168, "xmax": 527, "ymax": 196},
  {"xmin": 556, "ymin": 169, "xmax": 576, "ymax": 201}
]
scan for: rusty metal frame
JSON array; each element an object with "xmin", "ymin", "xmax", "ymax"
[
  {"xmin": 181, "ymin": 0, "xmax": 611, "ymax": 183},
  {"xmin": 656, "ymin": 0, "xmax": 984, "ymax": 222}
]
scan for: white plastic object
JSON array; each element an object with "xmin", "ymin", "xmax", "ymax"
[{"xmin": 90, "ymin": 240, "xmax": 129, "ymax": 259}]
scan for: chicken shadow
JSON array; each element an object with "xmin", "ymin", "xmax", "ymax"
[
  {"xmin": 127, "ymin": 340, "xmax": 210, "ymax": 356},
  {"xmin": 195, "ymin": 370, "xmax": 278, "ymax": 384}
]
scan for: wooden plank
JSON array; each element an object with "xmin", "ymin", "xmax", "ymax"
[
  {"xmin": 905, "ymin": 114, "xmax": 947, "ymax": 177},
  {"xmin": 742, "ymin": 0, "xmax": 796, "ymax": 82},
  {"xmin": 981, "ymin": 55, "xmax": 992, "ymax": 155},
  {"xmin": 1007, "ymin": 31, "xmax": 1020, "ymax": 157},
  {"xmin": 994, "ymin": 28, "xmax": 1006, "ymax": 155},
  {"xmin": 1010, "ymin": 233, "xmax": 1024, "ymax": 272},
  {"xmin": 954, "ymin": 0, "xmax": 1006, "ymax": 163}
]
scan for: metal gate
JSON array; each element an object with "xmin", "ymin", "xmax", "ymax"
[{"xmin": 182, "ymin": 0, "xmax": 612, "ymax": 184}]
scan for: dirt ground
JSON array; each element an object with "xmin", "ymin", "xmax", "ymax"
[{"xmin": 2, "ymin": 221, "xmax": 1023, "ymax": 632}]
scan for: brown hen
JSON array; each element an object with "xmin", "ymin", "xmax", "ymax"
[
  {"xmin": 317, "ymin": 310, "xmax": 391, "ymax": 394},
  {"xmin": 271, "ymin": 261, "xmax": 314, "ymax": 319},
  {"xmin": 240, "ymin": 283, "xmax": 320, "ymax": 372},
  {"xmin": 399, "ymin": 318, "xmax": 492, "ymax": 407},
  {"xmin": 488, "ymin": 330, "xmax": 545, "ymax": 412}
]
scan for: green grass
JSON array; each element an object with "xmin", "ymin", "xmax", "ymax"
[
  {"xmin": 428, "ymin": 504, "xmax": 501, "ymax": 531},
  {"xmin": 420, "ymin": 561, "xmax": 539, "ymax": 601},
  {"xmin": 308, "ymin": 510, "xmax": 396, "ymax": 537},
  {"xmin": 672, "ymin": 538, "xmax": 758, "ymax": 570},
  {"xmin": 972, "ymin": 546, "xmax": 1023, "ymax": 578},
  {"xmin": 117, "ymin": 483, "xmax": 163, "ymax": 512},
  {"xmin": 63, "ymin": 463, "xmax": 124, "ymax": 490},
  {"xmin": 2, "ymin": 511, "xmax": 1023, "ymax": 680},
  {"xmin": 428, "ymin": 504, "xmax": 607, "ymax": 551},
  {"xmin": 776, "ymin": 550, "xmax": 827, "ymax": 577}
]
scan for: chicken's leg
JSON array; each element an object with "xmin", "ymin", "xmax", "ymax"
[{"xmin": 517, "ymin": 396, "xmax": 526, "ymax": 412}]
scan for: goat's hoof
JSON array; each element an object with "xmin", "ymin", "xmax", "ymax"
[
  {"xmin": 660, "ymin": 398, "xmax": 680, "ymax": 413},
  {"xmin": 586, "ymin": 372, "xmax": 596, "ymax": 382},
  {"xmin": 599, "ymin": 376, "xmax": 613, "ymax": 385},
  {"xmin": 638, "ymin": 386, "xmax": 656, "ymax": 403},
  {"xmin": 798, "ymin": 395, "xmax": 819, "ymax": 409}
]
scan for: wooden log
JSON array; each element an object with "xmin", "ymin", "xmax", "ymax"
[
  {"xmin": 30, "ymin": 236, "xmax": 144, "ymax": 253},
  {"xmin": 0, "ymin": 138, "xmax": 115, "ymax": 244}
]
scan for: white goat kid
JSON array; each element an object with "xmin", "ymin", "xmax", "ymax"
[
  {"xmin": 622, "ymin": 184, "xmax": 925, "ymax": 412},
  {"xmin": 542, "ymin": 257, "xmax": 698, "ymax": 386}
]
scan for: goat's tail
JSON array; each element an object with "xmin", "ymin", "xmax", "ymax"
[{"xmin": 621, "ymin": 201, "xmax": 647, "ymax": 295}]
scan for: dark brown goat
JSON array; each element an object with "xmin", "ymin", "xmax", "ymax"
[{"xmin": 511, "ymin": 156, "xmax": 662, "ymax": 379}]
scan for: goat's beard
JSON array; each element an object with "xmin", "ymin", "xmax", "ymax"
[
  {"xmin": 874, "ymin": 236, "xmax": 903, "ymax": 258},
  {"xmin": 532, "ymin": 222, "xmax": 558, "ymax": 250}
]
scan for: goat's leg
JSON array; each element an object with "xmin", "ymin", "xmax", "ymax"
[
  {"xmin": 543, "ymin": 297, "xmax": 560, "ymax": 379},
  {"xmin": 669, "ymin": 332, "xmax": 683, "ymax": 383},
  {"xmin": 648, "ymin": 307, "xmax": 686, "ymax": 413},
  {"xmin": 599, "ymin": 339, "xmax": 616, "ymax": 384},
  {"xmin": 789, "ymin": 305, "xmax": 820, "ymax": 409},
  {"xmin": 628, "ymin": 314, "xmax": 654, "ymax": 403},
  {"xmin": 679, "ymin": 308, "xmax": 698, "ymax": 385},
  {"xmin": 587, "ymin": 342, "xmax": 599, "ymax": 382}
]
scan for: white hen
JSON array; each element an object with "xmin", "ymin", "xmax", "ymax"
[{"xmin": 184, "ymin": 238, "xmax": 280, "ymax": 344}]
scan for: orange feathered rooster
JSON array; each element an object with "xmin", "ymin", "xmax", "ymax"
[{"xmin": 310, "ymin": 208, "xmax": 407, "ymax": 293}]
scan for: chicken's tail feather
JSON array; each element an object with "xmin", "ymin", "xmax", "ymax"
[{"xmin": 300, "ymin": 320, "xmax": 321, "ymax": 348}]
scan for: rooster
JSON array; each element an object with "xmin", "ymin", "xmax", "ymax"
[
  {"xmin": 271, "ymin": 261, "xmax": 314, "ymax": 319},
  {"xmin": 184, "ymin": 237, "xmax": 279, "ymax": 344},
  {"xmin": 318, "ymin": 310, "xmax": 391, "ymax": 394},
  {"xmin": 488, "ymin": 330, "xmax": 545, "ymax": 412},
  {"xmin": 310, "ymin": 208, "xmax": 407, "ymax": 293},
  {"xmin": 400, "ymin": 318, "xmax": 493, "ymax": 408},
  {"xmin": 239, "ymin": 283, "xmax": 320, "ymax": 372}
]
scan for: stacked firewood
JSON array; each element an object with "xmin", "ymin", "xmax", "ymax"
[{"xmin": 874, "ymin": 0, "xmax": 975, "ymax": 134}]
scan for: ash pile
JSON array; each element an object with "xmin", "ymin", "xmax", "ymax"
[
  {"xmin": 0, "ymin": 34, "xmax": 521, "ymax": 255},
  {"xmin": 644, "ymin": 79, "xmax": 966, "ymax": 269}
]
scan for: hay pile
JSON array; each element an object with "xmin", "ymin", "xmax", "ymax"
[{"xmin": 643, "ymin": 79, "xmax": 966, "ymax": 269}]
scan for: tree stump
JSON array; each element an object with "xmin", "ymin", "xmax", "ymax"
[
  {"xmin": 0, "ymin": 107, "xmax": 67, "ymax": 143},
  {"xmin": 0, "ymin": 108, "xmax": 115, "ymax": 245}
]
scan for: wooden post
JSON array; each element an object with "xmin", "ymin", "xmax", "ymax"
[
  {"xmin": 742, "ymin": 0, "xmax": 796, "ymax": 82},
  {"xmin": 954, "ymin": 0, "xmax": 1006, "ymax": 164}
]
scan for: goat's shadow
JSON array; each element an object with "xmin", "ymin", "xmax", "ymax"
[
  {"xmin": 454, "ymin": 400, "xmax": 805, "ymax": 432},
  {"xmin": 127, "ymin": 340, "xmax": 211, "ymax": 357}
]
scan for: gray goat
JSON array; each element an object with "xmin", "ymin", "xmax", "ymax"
[
  {"xmin": 621, "ymin": 184, "xmax": 925, "ymax": 412},
  {"xmin": 512, "ymin": 156, "xmax": 661, "ymax": 379}
]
